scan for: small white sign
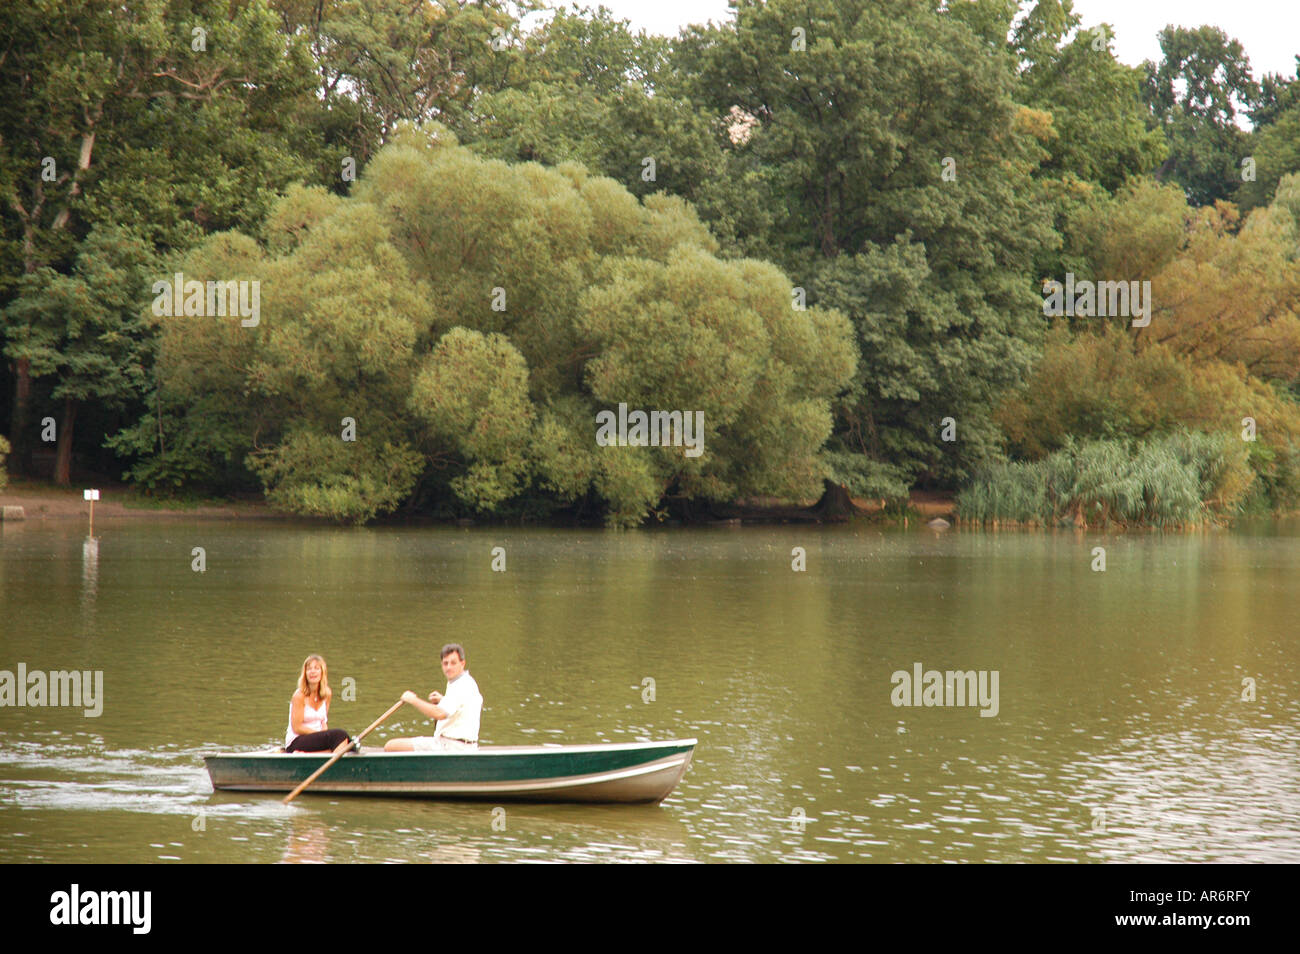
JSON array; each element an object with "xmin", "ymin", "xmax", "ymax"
[{"xmin": 83, "ymin": 489, "xmax": 100, "ymax": 501}]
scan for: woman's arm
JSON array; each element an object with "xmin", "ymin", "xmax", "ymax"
[{"xmin": 290, "ymin": 690, "xmax": 311, "ymax": 736}]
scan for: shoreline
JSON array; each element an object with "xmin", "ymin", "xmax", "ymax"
[
  {"xmin": 1, "ymin": 480, "xmax": 958, "ymax": 525},
  {"xmin": 0, "ymin": 481, "xmax": 280, "ymax": 521}
]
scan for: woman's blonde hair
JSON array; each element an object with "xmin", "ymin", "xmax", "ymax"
[{"xmin": 297, "ymin": 654, "xmax": 332, "ymax": 703}]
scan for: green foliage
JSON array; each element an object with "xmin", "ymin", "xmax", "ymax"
[
  {"xmin": 1251, "ymin": 59, "xmax": 1300, "ymax": 128},
  {"xmin": 248, "ymin": 433, "xmax": 424, "ymax": 524},
  {"xmin": 1268, "ymin": 173, "xmax": 1300, "ymax": 254},
  {"xmin": 946, "ymin": 0, "xmax": 1020, "ymax": 50},
  {"xmin": 1013, "ymin": 3, "xmax": 1167, "ymax": 192},
  {"xmin": 0, "ymin": 434, "xmax": 8, "ymax": 489},
  {"xmin": 271, "ymin": 0, "xmax": 523, "ymax": 161},
  {"xmin": 107, "ymin": 403, "xmax": 254, "ymax": 494},
  {"xmin": 111, "ymin": 182, "xmax": 431, "ymax": 511},
  {"xmin": 810, "ymin": 229, "xmax": 1039, "ymax": 489},
  {"xmin": 458, "ymin": 7, "xmax": 726, "ymax": 214},
  {"xmin": 673, "ymin": 0, "xmax": 1058, "ymax": 489},
  {"xmin": 1062, "ymin": 178, "xmax": 1190, "ymax": 286},
  {"xmin": 3, "ymin": 225, "xmax": 154, "ymax": 406},
  {"xmin": 410, "ymin": 328, "xmax": 534, "ymax": 511},
  {"xmin": 14, "ymin": 0, "xmax": 1300, "ymax": 525},
  {"xmin": 1238, "ymin": 105, "xmax": 1300, "ymax": 212},
  {"xmin": 0, "ymin": 0, "xmax": 324, "ymax": 271},
  {"xmin": 0, "ymin": 0, "xmax": 344, "ymax": 475}
]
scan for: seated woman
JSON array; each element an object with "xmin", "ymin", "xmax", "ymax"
[{"xmin": 284, "ymin": 654, "xmax": 352, "ymax": 753}]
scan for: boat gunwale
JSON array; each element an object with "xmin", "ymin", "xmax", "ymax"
[
  {"xmin": 203, "ymin": 738, "xmax": 698, "ymax": 761},
  {"xmin": 209, "ymin": 752, "xmax": 692, "ymax": 794}
]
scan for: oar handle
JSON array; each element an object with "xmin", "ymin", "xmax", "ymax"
[
  {"xmin": 282, "ymin": 698, "xmax": 405, "ymax": 805},
  {"xmin": 356, "ymin": 699, "xmax": 407, "ymax": 741}
]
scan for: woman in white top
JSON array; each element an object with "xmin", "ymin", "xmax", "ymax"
[{"xmin": 284, "ymin": 654, "xmax": 352, "ymax": 753}]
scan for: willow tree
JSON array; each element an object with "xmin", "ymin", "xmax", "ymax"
[
  {"xmin": 122, "ymin": 127, "xmax": 856, "ymax": 524},
  {"xmin": 363, "ymin": 126, "xmax": 858, "ymax": 524}
]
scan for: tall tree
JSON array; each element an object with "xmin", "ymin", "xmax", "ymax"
[
  {"xmin": 673, "ymin": 0, "xmax": 1057, "ymax": 492},
  {"xmin": 457, "ymin": 6, "xmax": 728, "ymax": 217},
  {"xmin": 270, "ymin": 0, "xmax": 525, "ymax": 171},
  {"xmin": 1250, "ymin": 57, "xmax": 1300, "ymax": 129},
  {"xmin": 1238, "ymin": 59, "xmax": 1300, "ymax": 211},
  {"xmin": 1012, "ymin": 1, "xmax": 1167, "ymax": 192},
  {"xmin": 1, "ymin": 0, "xmax": 326, "ymax": 478},
  {"xmin": 1142, "ymin": 25, "xmax": 1259, "ymax": 206}
]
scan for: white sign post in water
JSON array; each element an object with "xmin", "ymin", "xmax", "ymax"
[{"xmin": 83, "ymin": 489, "xmax": 99, "ymax": 537}]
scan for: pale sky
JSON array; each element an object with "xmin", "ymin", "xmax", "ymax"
[{"xmin": 584, "ymin": 0, "xmax": 1300, "ymax": 79}]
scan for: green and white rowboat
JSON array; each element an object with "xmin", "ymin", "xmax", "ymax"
[{"xmin": 204, "ymin": 738, "xmax": 696, "ymax": 804}]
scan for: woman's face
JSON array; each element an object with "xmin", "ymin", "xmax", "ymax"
[{"xmin": 305, "ymin": 659, "xmax": 323, "ymax": 688}]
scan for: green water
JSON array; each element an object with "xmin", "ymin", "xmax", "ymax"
[{"xmin": 1, "ymin": 518, "xmax": 1297, "ymax": 863}]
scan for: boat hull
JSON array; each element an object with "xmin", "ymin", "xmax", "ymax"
[{"xmin": 204, "ymin": 739, "xmax": 696, "ymax": 804}]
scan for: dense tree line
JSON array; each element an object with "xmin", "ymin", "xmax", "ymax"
[{"xmin": 3, "ymin": 0, "xmax": 1298, "ymax": 526}]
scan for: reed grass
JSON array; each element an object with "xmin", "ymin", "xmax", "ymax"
[{"xmin": 956, "ymin": 432, "xmax": 1252, "ymax": 528}]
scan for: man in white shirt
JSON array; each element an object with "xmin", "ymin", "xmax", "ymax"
[{"xmin": 384, "ymin": 644, "xmax": 482, "ymax": 751}]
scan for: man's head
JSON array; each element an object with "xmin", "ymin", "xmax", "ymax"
[{"xmin": 441, "ymin": 644, "xmax": 466, "ymax": 680}]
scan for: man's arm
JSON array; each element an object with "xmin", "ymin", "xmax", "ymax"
[{"xmin": 400, "ymin": 690, "xmax": 448, "ymax": 720}]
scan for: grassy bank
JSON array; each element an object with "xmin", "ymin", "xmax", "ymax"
[{"xmin": 0, "ymin": 478, "xmax": 274, "ymax": 520}]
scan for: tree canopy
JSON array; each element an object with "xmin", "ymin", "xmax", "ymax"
[
  {"xmin": 126, "ymin": 127, "xmax": 855, "ymax": 524},
  {"xmin": 5, "ymin": 0, "xmax": 1300, "ymax": 527}
]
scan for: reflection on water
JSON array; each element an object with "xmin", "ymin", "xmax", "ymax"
[
  {"xmin": 80, "ymin": 536, "xmax": 98, "ymax": 631},
  {"xmin": 280, "ymin": 814, "xmax": 328, "ymax": 864},
  {"xmin": 2, "ymin": 520, "xmax": 1298, "ymax": 863},
  {"xmin": 81, "ymin": 536, "xmax": 98, "ymax": 597}
]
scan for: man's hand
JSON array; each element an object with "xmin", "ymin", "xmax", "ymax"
[
  {"xmin": 428, "ymin": 690, "xmax": 443, "ymax": 704},
  {"xmin": 401, "ymin": 690, "xmax": 420, "ymax": 706}
]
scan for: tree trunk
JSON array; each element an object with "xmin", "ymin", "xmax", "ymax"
[
  {"xmin": 8, "ymin": 358, "xmax": 33, "ymax": 475},
  {"xmin": 812, "ymin": 478, "xmax": 858, "ymax": 519},
  {"xmin": 53, "ymin": 395, "xmax": 77, "ymax": 486}
]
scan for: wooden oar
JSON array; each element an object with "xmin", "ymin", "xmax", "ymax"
[{"xmin": 282, "ymin": 698, "xmax": 404, "ymax": 804}]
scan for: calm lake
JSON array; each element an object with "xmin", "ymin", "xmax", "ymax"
[{"xmin": 2, "ymin": 517, "xmax": 1297, "ymax": 863}]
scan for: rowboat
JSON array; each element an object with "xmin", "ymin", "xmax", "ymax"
[{"xmin": 204, "ymin": 738, "xmax": 696, "ymax": 804}]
